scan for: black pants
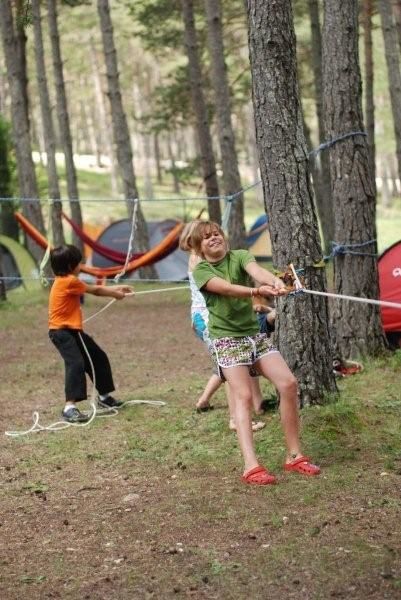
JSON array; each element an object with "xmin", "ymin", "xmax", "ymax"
[{"xmin": 49, "ymin": 329, "xmax": 115, "ymax": 401}]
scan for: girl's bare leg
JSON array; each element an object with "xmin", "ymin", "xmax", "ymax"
[
  {"xmin": 195, "ymin": 374, "xmax": 222, "ymax": 410},
  {"xmin": 250, "ymin": 377, "xmax": 264, "ymax": 414},
  {"xmin": 222, "ymin": 366, "xmax": 259, "ymax": 473},
  {"xmin": 256, "ymin": 352, "xmax": 302, "ymax": 462}
]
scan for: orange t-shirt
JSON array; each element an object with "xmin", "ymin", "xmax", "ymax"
[{"xmin": 48, "ymin": 274, "xmax": 88, "ymax": 330}]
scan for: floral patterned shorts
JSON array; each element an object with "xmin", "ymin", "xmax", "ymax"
[{"xmin": 211, "ymin": 333, "xmax": 279, "ymax": 375}]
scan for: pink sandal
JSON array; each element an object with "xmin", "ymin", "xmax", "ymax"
[
  {"xmin": 241, "ymin": 465, "xmax": 277, "ymax": 485},
  {"xmin": 284, "ymin": 456, "xmax": 320, "ymax": 476}
]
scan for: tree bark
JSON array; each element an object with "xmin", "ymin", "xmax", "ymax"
[
  {"xmin": 89, "ymin": 39, "xmax": 119, "ymax": 198},
  {"xmin": 322, "ymin": 0, "xmax": 386, "ymax": 358},
  {"xmin": 307, "ymin": 0, "xmax": 333, "ymax": 253},
  {"xmin": 378, "ymin": 0, "xmax": 401, "ymax": 184},
  {"xmin": 247, "ymin": 0, "xmax": 337, "ymax": 405},
  {"xmin": 204, "ymin": 0, "xmax": 245, "ymax": 248},
  {"xmin": 47, "ymin": 0, "xmax": 83, "ymax": 252},
  {"xmin": 362, "ymin": 0, "xmax": 376, "ymax": 187},
  {"xmin": 97, "ymin": 0, "xmax": 156, "ymax": 279},
  {"xmin": 32, "ymin": 0, "xmax": 64, "ymax": 247},
  {"xmin": 181, "ymin": 0, "xmax": 222, "ymax": 224},
  {"xmin": 0, "ymin": 0, "xmax": 45, "ymax": 263},
  {"xmin": 392, "ymin": 0, "xmax": 401, "ymax": 51}
]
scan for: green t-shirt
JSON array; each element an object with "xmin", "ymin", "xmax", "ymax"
[{"xmin": 193, "ymin": 249, "xmax": 260, "ymax": 339}]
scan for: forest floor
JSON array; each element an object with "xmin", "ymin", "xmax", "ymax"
[{"xmin": 1, "ymin": 287, "xmax": 401, "ymax": 600}]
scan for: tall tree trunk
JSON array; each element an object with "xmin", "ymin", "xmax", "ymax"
[
  {"xmin": 247, "ymin": 0, "xmax": 337, "ymax": 406},
  {"xmin": 322, "ymin": 0, "xmax": 386, "ymax": 358},
  {"xmin": 181, "ymin": 0, "xmax": 222, "ymax": 224},
  {"xmin": 153, "ymin": 133, "xmax": 163, "ymax": 185},
  {"xmin": 362, "ymin": 0, "xmax": 376, "ymax": 188},
  {"xmin": 47, "ymin": 0, "xmax": 83, "ymax": 252},
  {"xmin": 0, "ymin": 0, "xmax": 45, "ymax": 263},
  {"xmin": 378, "ymin": 0, "xmax": 401, "ymax": 184},
  {"xmin": 15, "ymin": 0, "xmax": 30, "ymax": 130},
  {"xmin": 97, "ymin": 0, "xmax": 156, "ymax": 279},
  {"xmin": 89, "ymin": 39, "xmax": 119, "ymax": 197},
  {"xmin": 204, "ymin": 0, "xmax": 245, "ymax": 248},
  {"xmin": 307, "ymin": 0, "xmax": 333, "ymax": 253},
  {"xmin": 392, "ymin": 0, "xmax": 401, "ymax": 51},
  {"xmin": 0, "ymin": 115, "xmax": 18, "ymax": 240},
  {"xmin": 32, "ymin": 0, "xmax": 64, "ymax": 247},
  {"xmin": 167, "ymin": 133, "xmax": 180, "ymax": 194}
]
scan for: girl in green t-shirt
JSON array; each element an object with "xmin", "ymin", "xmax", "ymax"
[{"xmin": 191, "ymin": 220, "xmax": 320, "ymax": 486}]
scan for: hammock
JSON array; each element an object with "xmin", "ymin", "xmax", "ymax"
[
  {"xmin": 15, "ymin": 212, "xmax": 184, "ymax": 278},
  {"xmin": 62, "ymin": 212, "xmax": 143, "ymax": 264}
]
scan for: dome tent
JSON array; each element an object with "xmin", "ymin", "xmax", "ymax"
[
  {"xmin": 91, "ymin": 218, "xmax": 189, "ymax": 281},
  {"xmin": 0, "ymin": 234, "xmax": 38, "ymax": 291},
  {"xmin": 378, "ymin": 240, "xmax": 401, "ymax": 347}
]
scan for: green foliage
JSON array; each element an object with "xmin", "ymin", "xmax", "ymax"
[
  {"xmin": 15, "ymin": 1, "xmax": 32, "ymax": 28},
  {"xmin": 126, "ymin": 0, "xmax": 183, "ymax": 52}
]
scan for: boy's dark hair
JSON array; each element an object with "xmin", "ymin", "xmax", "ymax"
[{"xmin": 50, "ymin": 245, "xmax": 82, "ymax": 276}]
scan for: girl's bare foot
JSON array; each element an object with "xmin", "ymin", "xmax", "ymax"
[{"xmin": 229, "ymin": 419, "xmax": 265, "ymax": 432}]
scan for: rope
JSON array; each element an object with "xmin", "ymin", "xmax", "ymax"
[
  {"xmin": 288, "ymin": 263, "xmax": 401, "ymax": 311},
  {"xmin": 308, "ymin": 131, "xmax": 367, "ymax": 158},
  {"xmin": 83, "ymin": 285, "xmax": 189, "ymax": 324},
  {"xmin": 329, "ymin": 239, "xmax": 377, "ymax": 258},
  {"xmin": 1, "ymin": 131, "xmax": 367, "ymax": 208},
  {"xmin": 38, "ymin": 201, "xmax": 53, "ymax": 287},
  {"xmin": 114, "ymin": 198, "xmax": 138, "ymax": 282}
]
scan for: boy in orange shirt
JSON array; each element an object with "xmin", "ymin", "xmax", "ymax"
[{"xmin": 48, "ymin": 245, "xmax": 132, "ymax": 423}]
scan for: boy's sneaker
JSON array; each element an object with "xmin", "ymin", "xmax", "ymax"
[
  {"xmin": 97, "ymin": 395, "xmax": 124, "ymax": 409},
  {"xmin": 62, "ymin": 406, "xmax": 90, "ymax": 423}
]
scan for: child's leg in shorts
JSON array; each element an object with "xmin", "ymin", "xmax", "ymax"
[
  {"xmin": 250, "ymin": 377, "xmax": 264, "ymax": 414},
  {"xmin": 222, "ymin": 365, "xmax": 259, "ymax": 473},
  {"xmin": 196, "ymin": 373, "xmax": 222, "ymax": 410},
  {"xmin": 256, "ymin": 352, "xmax": 301, "ymax": 460}
]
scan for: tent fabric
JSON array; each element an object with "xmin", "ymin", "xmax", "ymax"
[
  {"xmin": 0, "ymin": 234, "xmax": 38, "ymax": 291},
  {"xmin": 92, "ymin": 218, "xmax": 189, "ymax": 281},
  {"xmin": 378, "ymin": 240, "xmax": 401, "ymax": 333},
  {"xmin": 247, "ymin": 214, "xmax": 272, "ymax": 259},
  {"xmin": 62, "ymin": 212, "xmax": 144, "ymax": 264},
  {"xmin": 14, "ymin": 212, "xmax": 185, "ymax": 279}
]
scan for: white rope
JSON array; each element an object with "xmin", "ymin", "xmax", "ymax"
[
  {"xmin": 114, "ymin": 198, "xmax": 138, "ymax": 283},
  {"xmin": 83, "ymin": 286, "xmax": 189, "ymax": 324},
  {"xmin": 38, "ymin": 201, "xmax": 53, "ymax": 287},
  {"xmin": 288, "ymin": 263, "xmax": 401, "ymax": 310}
]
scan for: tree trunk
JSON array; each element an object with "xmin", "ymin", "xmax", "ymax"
[
  {"xmin": 307, "ymin": 0, "xmax": 333, "ymax": 254},
  {"xmin": 32, "ymin": 0, "xmax": 64, "ymax": 247},
  {"xmin": 378, "ymin": 0, "xmax": 401, "ymax": 184},
  {"xmin": 97, "ymin": 0, "xmax": 156, "ymax": 279},
  {"xmin": 0, "ymin": 116, "xmax": 18, "ymax": 240},
  {"xmin": 392, "ymin": 0, "xmax": 401, "ymax": 51},
  {"xmin": 89, "ymin": 39, "xmax": 119, "ymax": 197},
  {"xmin": 0, "ymin": 263, "xmax": 6, "ymax": 301},
  {"xmin": 362, "ymin": 0, "xmax": 376, "ymax": 188},
  {"xmin": 153, "ymin": 133, "xmax": 163, "ymax": 185},
  {"xmin": 0, "ymin": 0, "xmax": 45, "ymax": 264},
  {"xmin": 247, "ymin": 0, "xmax": 337, "ymax": 406},
  {"xmin": 204, "ymin": 0, "xmax": 245, "ymax": 248},
  {"xmin": 181, "ymin": 0, "xmax": 222, "ymax": 224},
  {"xmin": 322, "ymin": 0, "xmax": 386, "ymax": 358},
  {"xmin": 47, "ymin": 0, "xmax": 83, "ymax": 252}
]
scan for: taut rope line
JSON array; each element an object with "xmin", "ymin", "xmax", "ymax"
[{"xmin": 288, "ymin": 264, "xmax": 401, "ymax": 311}]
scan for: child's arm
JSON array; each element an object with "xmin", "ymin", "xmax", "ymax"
[
  {"xmin": 204, "ymin": 276, "xmax": 281, "ymax": 298},
  {"xmin": 245, "ymin": 262, "xmax": 287, "ymax": 297},
  {"xmin": 85, "ymin": 284, "xmax": 133, "ymax": 300}
]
